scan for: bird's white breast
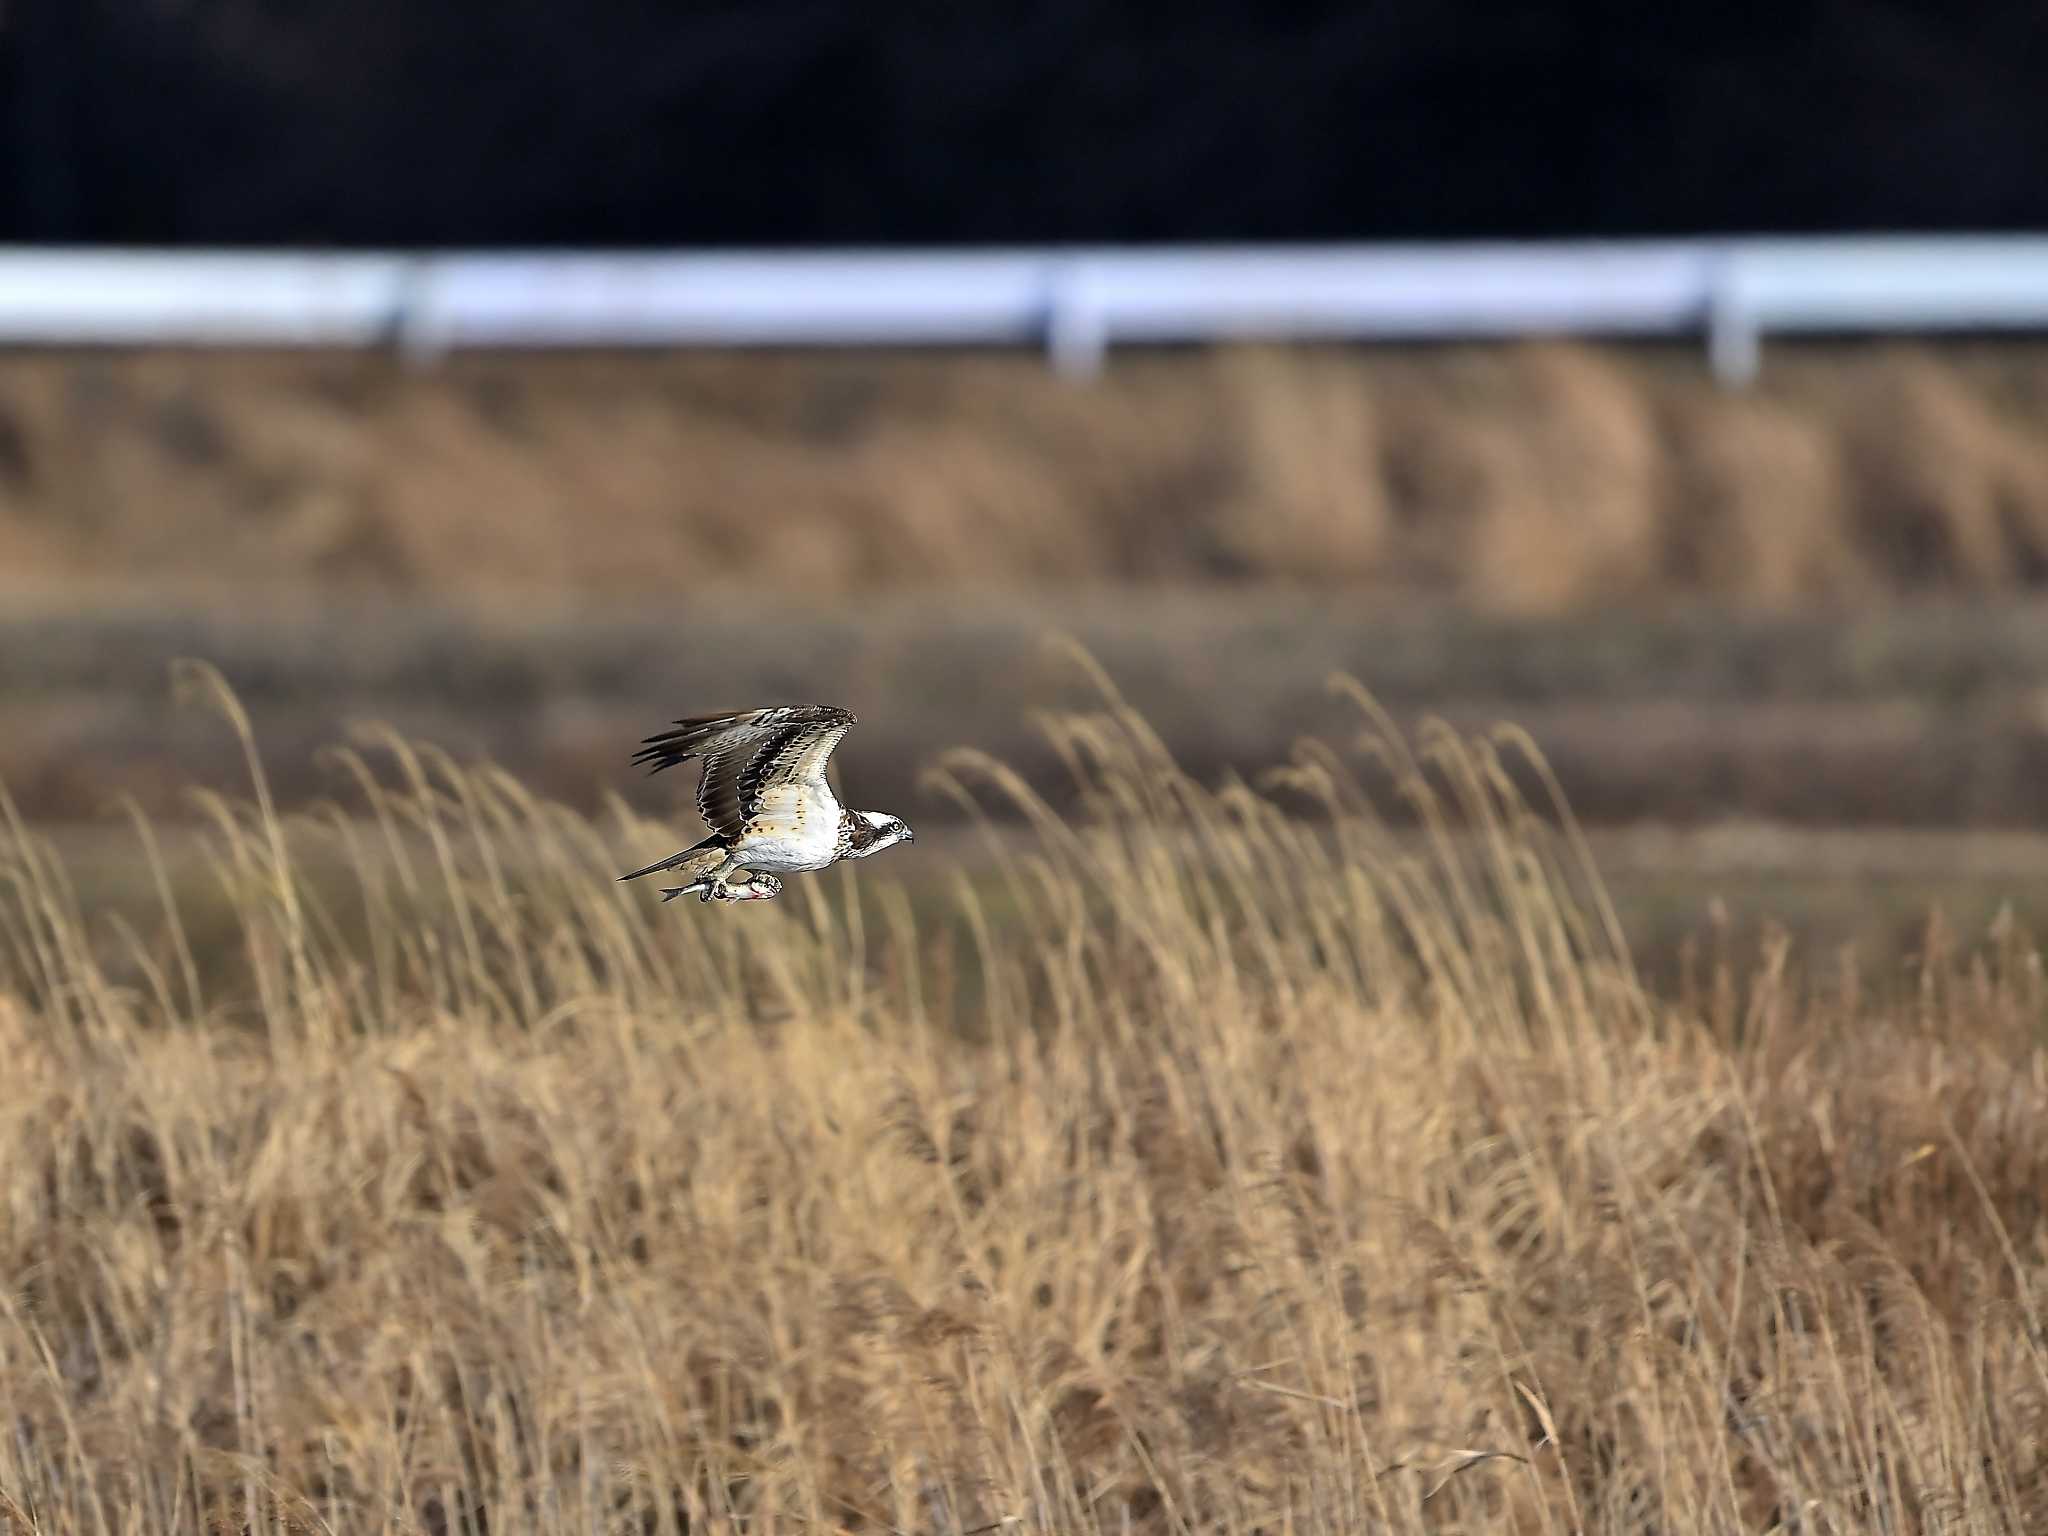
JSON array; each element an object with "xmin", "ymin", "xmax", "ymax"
[{"xmin": 733, "ymin": 786, "xmax": 841, "ymax": 872}]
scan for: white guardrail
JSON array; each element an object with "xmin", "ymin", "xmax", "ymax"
[{"xmin": 3, "ymin": 238, "xmax": 2048, "ymax": 383}]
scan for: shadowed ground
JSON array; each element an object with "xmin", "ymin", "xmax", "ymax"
[{"xmin": 7, "ymin": 592, "xmax": 2048, "ymax": 827}]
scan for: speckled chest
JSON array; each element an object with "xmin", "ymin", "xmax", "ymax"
[{"xmin": 731, "ymin": 806, "xmax": 845, "ymax": 873}]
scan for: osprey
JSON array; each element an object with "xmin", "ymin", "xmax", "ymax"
[{"xmin": 617, "ymin": 705, "xmax": 913, "ymax": 904}]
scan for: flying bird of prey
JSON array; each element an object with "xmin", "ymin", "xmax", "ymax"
[{"xmin": 617, "ymin": 705, "xmax": 913, "ymax": 904}]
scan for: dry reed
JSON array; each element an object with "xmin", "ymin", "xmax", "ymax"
[{"xmin": 0, "ymin": 657, "xmax": 2044, "ymax": 1533}]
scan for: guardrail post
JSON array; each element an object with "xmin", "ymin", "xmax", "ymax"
[
  {"xmin": 1707, "ymin": 248, "xmax": 1759, "ymax": 386},
  {"xmin": 394, "ymin": 259, "xmax": 449, "ymax": 367},
  {"xmin": 1045, "ymin": 260, "xmax": 1107, "ymax": 376}
]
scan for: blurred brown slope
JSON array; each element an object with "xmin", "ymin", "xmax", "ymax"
[{"xmin": 6, "ymin": 340, "xmax": 2048, "ymax": 609}]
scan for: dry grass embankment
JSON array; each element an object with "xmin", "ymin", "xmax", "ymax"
[
  {"xmin": 7, "ymin": 341, "xmax": 2048, "ymax": 608},
  {"xmin": 2, "ymin": 662, "xmax": 2045, "ymax": 1533}
]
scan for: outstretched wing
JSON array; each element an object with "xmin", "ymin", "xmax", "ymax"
[{"xmin": 631, "ymin": 705, "xmax": 856, "ymax": 839}]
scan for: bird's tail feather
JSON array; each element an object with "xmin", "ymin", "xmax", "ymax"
[{"xmin": 617, "ymin": 839, "xmax": 723, "ymax": 883}]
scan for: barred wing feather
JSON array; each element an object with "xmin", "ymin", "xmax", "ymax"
[{"xmin": 630, "ymin": 705, "xmax": 856, "ymax": 838}]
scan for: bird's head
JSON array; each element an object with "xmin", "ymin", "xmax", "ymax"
[{"xmin": 853, "ymin": 811, "xmax": 914, "ymax": 857}]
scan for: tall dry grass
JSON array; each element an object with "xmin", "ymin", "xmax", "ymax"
[{"xmin": 1, "ymin": 658, "xmax": 2045, "ymax": 1533}]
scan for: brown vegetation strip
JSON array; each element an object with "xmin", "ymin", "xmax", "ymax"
[{"xmin": 8, "ymin": 340, "xmax": 2048, "ymax": 607}]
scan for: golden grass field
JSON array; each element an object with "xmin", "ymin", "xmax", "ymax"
[{"xmin": 3, "ymin": 660, "xmax": 2044, "ymax": 1533}]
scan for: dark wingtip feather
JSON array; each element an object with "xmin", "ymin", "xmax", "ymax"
[
  {"xmin": 629, "ymin": 720, "xmax": 706, "ymax": 773},
  {"xmin": 625, "ymin": 703, "xmax": 856, "ymax": 775}
]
